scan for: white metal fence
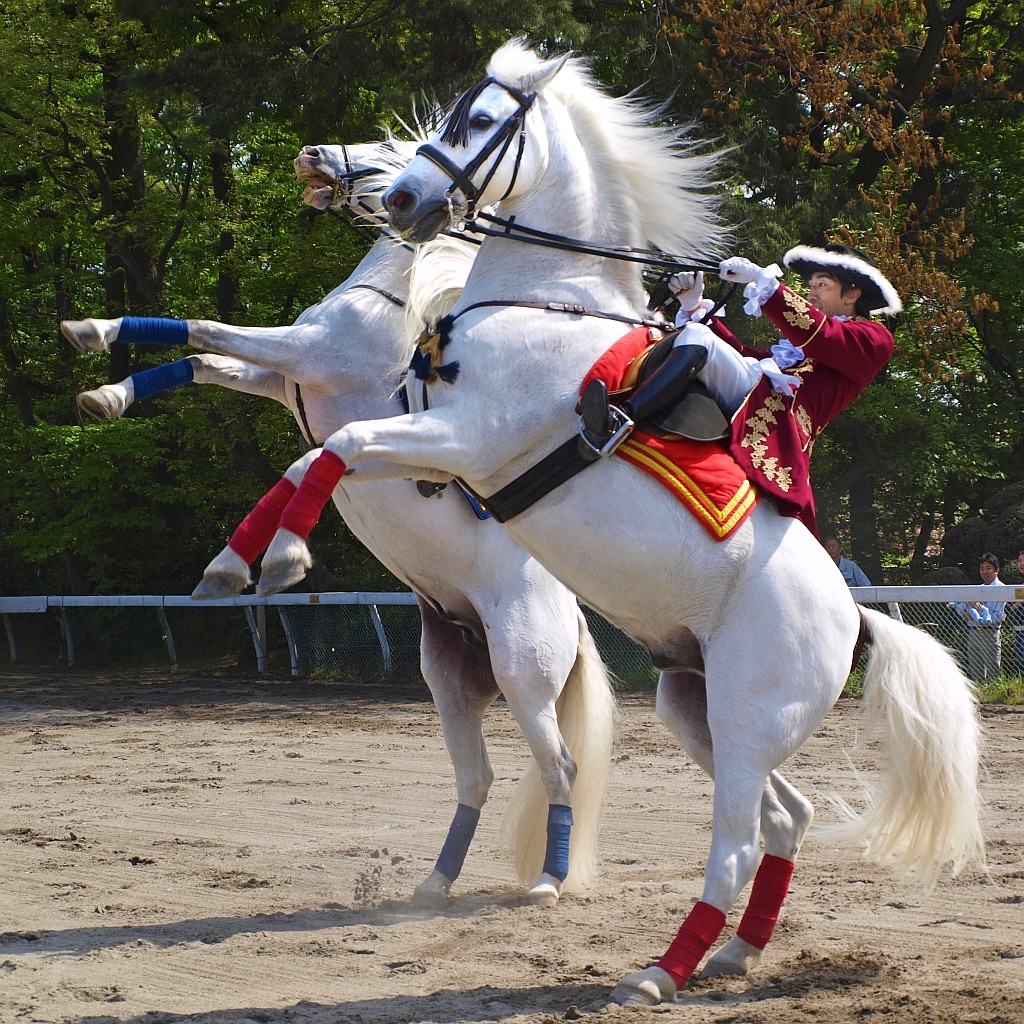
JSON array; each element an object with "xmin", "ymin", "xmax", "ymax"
[{"xmin": 2, "ymin": 586, "xmax": 1022, "ymax": 685}]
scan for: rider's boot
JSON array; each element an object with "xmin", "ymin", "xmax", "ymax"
[
  {"xmin": 619, "ymin": 343, "xmax": 709, "ymax": 424},
  {"xmin": 579, "ymin": 342, "xmax": 710, "ymax": 454}
]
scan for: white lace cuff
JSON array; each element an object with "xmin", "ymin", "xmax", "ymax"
[{"xmin": 741, "ymin": 264, "xmax": 783, "ymax": 317}]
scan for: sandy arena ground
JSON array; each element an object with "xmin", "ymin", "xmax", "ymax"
[{"xmin": 0, "ymin": 669, "xmax": 1022, "ymax": 1024}]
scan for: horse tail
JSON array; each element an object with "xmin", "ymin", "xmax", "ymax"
[
  {"xmin": 503, "ymin": 608, "xmax": 618, "ymax": 891},
  {"xmin": 825, "ymin": 607, "xmax": 986, "ymax": 886}
]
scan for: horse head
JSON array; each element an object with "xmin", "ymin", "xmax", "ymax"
[
  {"xmin": 295, "ymin": 139, "xmax": 420, "ymax": 223},
  {"xmin": 383, "ymin": 40, "xmax": 571, "ymax": 242}
]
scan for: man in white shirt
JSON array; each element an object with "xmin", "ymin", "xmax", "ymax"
[{"xmin": 949, "ymin": 553, "xmax": 1009, "ymax": 682}]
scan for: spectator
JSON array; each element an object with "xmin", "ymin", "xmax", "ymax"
[
  {"xmin": 824, "ymin": 537, "xmax": 872, "ymax": 587},
  {"xmin": 949, "ymin": 552, "xmax": 1009, "ymax": 682}
]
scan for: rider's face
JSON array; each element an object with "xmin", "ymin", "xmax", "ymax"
[{"xmin": 807, "ymin": 273, "xmax": 859, "ymax": 319}]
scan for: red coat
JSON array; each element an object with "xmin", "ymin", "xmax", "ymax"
[{"xmin": 712, "ymin": 283, "xmax": 894, "ymax": 537}]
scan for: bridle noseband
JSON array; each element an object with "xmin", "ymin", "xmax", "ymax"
[{"xmin": 415, "ymin": 78, "xmax": 536, "ymax": 221}]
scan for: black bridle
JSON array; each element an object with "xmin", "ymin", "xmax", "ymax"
[{"xmin": 415, "ymin": 78, "xmax": 536, "ymax": 221}]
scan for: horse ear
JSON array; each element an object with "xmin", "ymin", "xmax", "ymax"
[{"xmin": 519, "ymin": 51, "xmax": 572, "ymax": 95}]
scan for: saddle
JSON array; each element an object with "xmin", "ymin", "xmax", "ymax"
[{"xmin": 580, "ymin": 329, "xmax": 729, "ymax": 454}]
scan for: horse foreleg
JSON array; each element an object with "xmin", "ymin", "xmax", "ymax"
[
  {"xmin": 413, "ymin": 601, "xmax": 499, "ymax": 907},
  {"xmin": 62, "ymin": 316, "xmax": 190, "ymax": 354},
  {"xmin": 193, "ymin": 450, "xmax": 321, "ymax": 600},
  {"xmin": 78, "ymin": 356, "xmax": 200, "ymax": 420},
  {"xmin": 700, "ymin": 770, "xmax": 811, "ymax": 978}
]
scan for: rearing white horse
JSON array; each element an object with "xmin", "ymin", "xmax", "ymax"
[
  {"xmin": 61, "ymin": 137, "xmax": 617, "ymax": 909},
  {"xmin": 255, "ymin": 41, "xmax": 985, "ymax": 1005}
]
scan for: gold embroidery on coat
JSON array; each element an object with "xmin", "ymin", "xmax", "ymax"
[
  {"xmin": 739, "ymin": 392, "xmax": 794, "ymax": 492},
  {"xmin": 796, "ymin": 405, "xmax": 813, "ymax": 441},
  {"xmin": 781, "ymin": 289, "xmax": 815, "ymax": 331}
]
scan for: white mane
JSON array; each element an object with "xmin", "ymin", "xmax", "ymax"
[
  {"xmin": 397, "ymin": 232, "xmax": 478, "ymax": 370},
  {"xmin": 487, "ymin": 39, "xmax": 731, "ymax": 260}
]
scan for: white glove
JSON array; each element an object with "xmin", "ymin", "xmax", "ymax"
[
  {"xmin": 718, "ymin": 256, "xmax": 764, "ymax": 284},
  {"xmin": 719, "ymin": 257, "xmax": 783, "ymax": 317},
  {"xmin": 668, "ymin": 271, "xmax": 704, "ymax": 310}
]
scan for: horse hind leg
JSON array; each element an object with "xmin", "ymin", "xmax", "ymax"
[
  {"xmin": 411, "ymin": 599, "xmax": 499, "ymax": 907},
  {"xmin": 701, "ymin": 769, "xmax": 812, "ymax": 978},
  {"xmin": 613, "ymin": 669, "xmax": 811, "ymax": 1003}
]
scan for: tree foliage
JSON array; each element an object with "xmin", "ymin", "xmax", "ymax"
[{"xmin": 1, "ymin": 0, "xmax": 1022, "ymax": 596}]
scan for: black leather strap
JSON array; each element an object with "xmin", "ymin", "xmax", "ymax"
[{"xmin": 460, "ymin": 435, "xmax": 592, "ymax": 523}]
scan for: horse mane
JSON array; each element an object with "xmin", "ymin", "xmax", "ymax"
[
  {"xmin": 396, "ymin": 232, "xmax": 478, "ymax": 372},
  {"xmin": 486, "ymin": 39, "xmax": 731, "ymax": 261}
]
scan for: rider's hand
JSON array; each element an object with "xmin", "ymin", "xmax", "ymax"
[
  {"xmin": 718, "ymin": 257, "xmax": 765, "ymax": 284},
  {"xmin": 668, "ymin": 271, "xmax": 704, "ymax": 311},
  {"xmin": 720, "ymin": 257, "xmax": 783, "ymax": 317}
]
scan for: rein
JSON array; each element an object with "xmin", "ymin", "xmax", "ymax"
[{"xmin": 452, "ymin": 211, "xmax": 722, "ymax": 275}]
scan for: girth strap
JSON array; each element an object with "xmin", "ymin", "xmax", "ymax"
[{"xmin": 458, "ymin": 435, "xmax": 590, "ymax": 523}]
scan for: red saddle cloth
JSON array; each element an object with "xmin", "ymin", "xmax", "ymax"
[{"xmin": 582, "ymin": 327, "xmax": 757, "ymax": 541}]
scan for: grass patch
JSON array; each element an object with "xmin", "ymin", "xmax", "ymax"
[{"xmin": 975, "ymin": 675, "xmax": 1024, "ymax": 705}]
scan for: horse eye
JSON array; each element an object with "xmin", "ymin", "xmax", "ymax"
[{"xmin": 470, "ymin": 113, "xmax": 494, "ymax": 130}]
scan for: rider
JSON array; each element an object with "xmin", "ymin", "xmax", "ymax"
[{"xmin": 598, "ymin": 243, "xmax": 900, "ymax": 537}]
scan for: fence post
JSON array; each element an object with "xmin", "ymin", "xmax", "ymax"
[
  {"xmin": 156, "ymin": 608, "xmax": 177, "ymax": 671},
  {"xmin": 277, "ymin": 608, "xmax": 301, "ymax": 676},
  {"xmin": 368, "ymin": 604, "xmax": 393, "ymax": 672},
  {"xmin": 244, "ymin": 607, "xmax": 266, "ymax": 673},
  {"xmin": 56, "ymin": 608, "xmax": 75, "ymax": 667},
  {"xmin": 3, "ymin": 613, "xmax": 17, "ymax": 663}
]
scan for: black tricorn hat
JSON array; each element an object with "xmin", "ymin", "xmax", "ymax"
[{"xmin": 784, "ymin": 243, "xmax": 902, "ymax": 315}]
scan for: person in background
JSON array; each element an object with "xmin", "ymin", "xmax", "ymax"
[
  {"xmin": 824, "ymin": 536, "xmax": 872, "ymax": 587},
  {"xmin": 949, "ymin": 552, "xmax": 1009, "ymax": 682}
]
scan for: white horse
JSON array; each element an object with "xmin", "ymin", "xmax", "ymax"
[
  {"xmin": 61, "ymin": 137, "xmax": 617, "ymax": 909},
  {"xmin": 254, "ymin": 41, "xmax": 985, "ymax": 1004}
]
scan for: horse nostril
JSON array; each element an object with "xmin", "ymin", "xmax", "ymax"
[
  {"xmin": 387, "ymin": 189, "xmax": 414, "ymax": 213},
  {"xmin": 301, "ymin": 145, "xmax": 318, "ymax": 157}
]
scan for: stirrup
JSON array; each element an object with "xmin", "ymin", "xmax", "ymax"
[{"xmin": 578, "ymin": 378, "xmax": 634, "ymax": 461}]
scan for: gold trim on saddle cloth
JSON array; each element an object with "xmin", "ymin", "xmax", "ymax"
[{"xmin": 616, "ymin": 437, "xmax": 757, "ymax": 540}]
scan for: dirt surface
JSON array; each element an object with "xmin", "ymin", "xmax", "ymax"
[{"xmin": 1, "ymin": 668, "xmax": 1022, "ymax": 1024}]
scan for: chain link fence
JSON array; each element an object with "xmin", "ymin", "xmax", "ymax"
[
  {"xmin": 0, "ymin": 594, "xmax": 658, "ymax": 686},
  {"xmin": 3, "ymin": 586, "xmax": 1022, "ymax": 688}
]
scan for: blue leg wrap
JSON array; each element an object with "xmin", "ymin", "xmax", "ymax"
[
  {"xmin": 435, "ymin": 802, "xmax": 481, "ymax": 882},
  {"xmin": 118, "ymin": 316, "xmax": 189, "ymax": 347},
  {"xmin": 131, "ymin": 359, "xmax": 195, "ymax": 402},
  {"xmin": 542, "ymin": 803, "xmax": 574, "ymax": 882}
]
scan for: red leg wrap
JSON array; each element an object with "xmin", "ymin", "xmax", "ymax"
[
  {"xmin": 227, "ymin": 478, "xmax": 297, "ymax": 564},
  {"xmin": 277, "ymin": 450, "xmax": 346, "ymax": 541},
  {"xmin": 736, "ymin": 855, "xmax": 795, "ymax": 950},
  {"xmin": 656, "ymin": 900, "xmax": 726, "ymax": 987}
]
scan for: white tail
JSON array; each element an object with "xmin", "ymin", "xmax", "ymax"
[
  {"xmin": 825, "ymin": 607, "xmax": 986, "ymax": 886},
  {"xmin": 502, "ymin": 609, "xmax": 618, "ymax": 890}
]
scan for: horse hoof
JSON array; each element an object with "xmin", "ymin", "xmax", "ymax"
[
  {"xmin": 526, "ymin": 874, "xmax": 562, "ymax": 907},
  {"xmin": 410, "ymin": 871, "xmax": 451, "ymax": 909},
  {"xmin": 61, "ymin": 318, "xmax": 113, "ymax": 353},
  {"xmin": 191, "ymin": 548, "xmax": 251, "ymax": 599},
  {"xmin": 256, "ymin": 564, "xmax": 307, "ymax": 597},
  {"xmin": 700, "ymin": 935, "xmax": 763, "ymax": 978},
  {"xmin": 258, "ymin": 532, "xmax": 312, "ymax": 597},
  {"xmin": 609, "ymin": 966, "xmax": 677, "ymax": 1006},
  {"xmin": 191, "ymin": 573, "xmax": 245, "ymax": 600},
  {"xmin": 77, "ymin": 386, "xmax": 127, "ymax": 421}
]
